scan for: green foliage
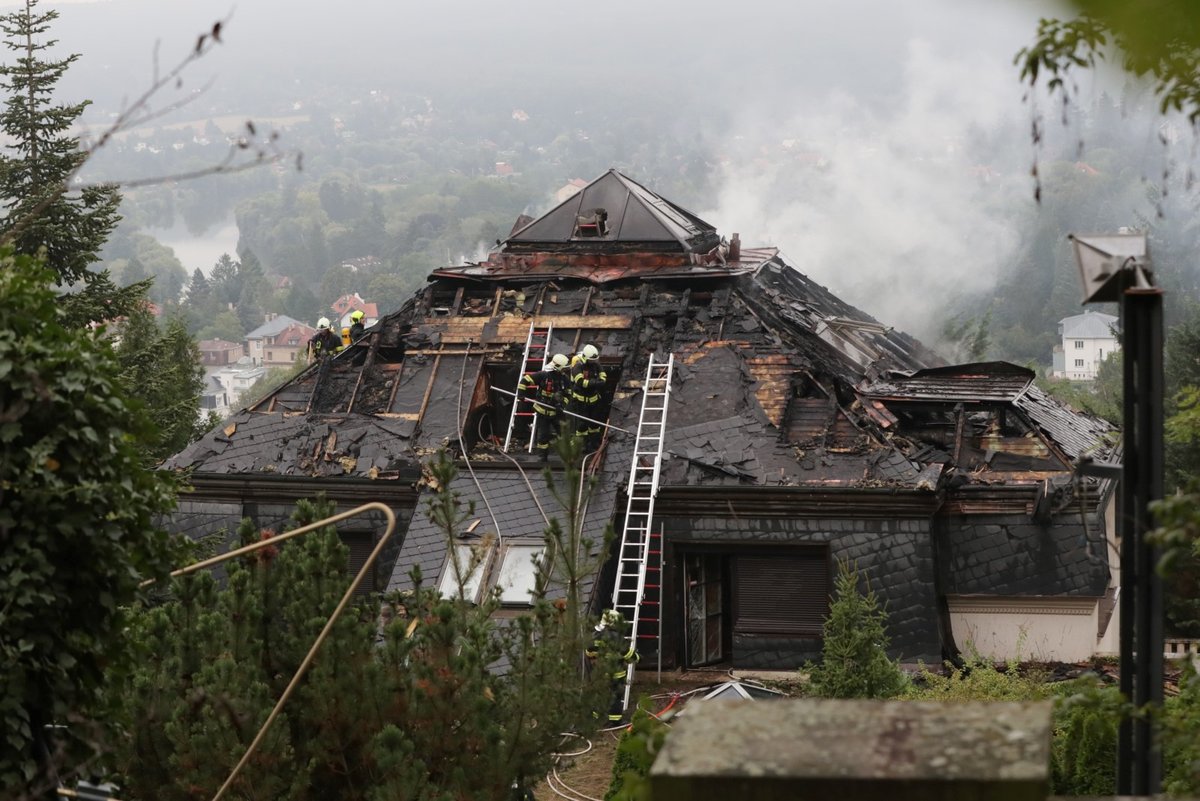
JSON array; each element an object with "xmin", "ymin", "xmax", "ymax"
[
  {"xmin": 196, "ymin": 308, "xmax": 246, "ymax": 344},
  {"xmin": 0, "ymin": 254, "xmax": 177, "ymax": 793},
  {"xmin": 115, "ymin": 305, "xmax": 206, "ymax": 461},
  {"xmin": 604, "ymin": 704, "xmax": 669, "ymax": 801},
  {"xmin": 0, "ymin": 0, "xmax": 122, "ymax": 318},
  {"xmin": 906, "ymin": 649, "xmax": 1050, "ymax": 702},
  {"xmin": 806, "ymin": 561, "xmax": 907, "ymax": 699},
  {"xmin": 108, "ymin": 451, "xmax": 612, "ymax": 799},
  {"xmin": 1037, "ymin": 351, "xmax": 1122, "ymax": 425},
  {"xmin": 1163, "ymin": 660, "xmax": 1200, "ymax": 797},
  {"xmin": 941, "ymin": 307, "xmax": 993, "ymax": 362},
  {"xmin": 1049, "ymin": 678, "xmax": 1124, "ymax": 796},
  {"xmin": 1018, "ymin": 7, "xmax": 1200, "ymax": 123},
  {"xmin": 1150, "ymin": 479, "xmax": 1200, "ymax": 637}
]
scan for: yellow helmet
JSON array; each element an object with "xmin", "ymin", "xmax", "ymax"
[{"xmin": 350, "ymin": 310, "xmax": 365, "ymax": 323}]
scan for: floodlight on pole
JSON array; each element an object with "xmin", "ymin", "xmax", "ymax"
[
  {"xmin": 1068, "ymin": 229, "xmax": 1163, "ymax": 797},
  {"xmin": 1068, "ymin": 232, "xmax": 1153, "ymax": 303}
]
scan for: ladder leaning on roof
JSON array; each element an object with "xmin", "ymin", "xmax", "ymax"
[
  {"xmin": 503, "ymin": 321, "xmax": 554, "ymax": 453},
  {"xmin": 610, "ymin": 352, "xmax": 674, "ymax": 714}
]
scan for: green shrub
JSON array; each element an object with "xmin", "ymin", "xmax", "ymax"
[
  {"xmin": 1049, "ymin": 679, "xmax": 1123, "ymax": 796},
  {"xmin": 806, "ymin": 561, "xmax": 908, "ymax": 699},
  {"xmin": 906, "ymin": 648, "xmax": 1049, "ymax": 702},
  {"xmin": 605, "ymin": 703, "xmax": 670, "ymax": 801},
  {"xmin": 1164, "ymin": 660, "xmax": 1200, "ymax": 797}
]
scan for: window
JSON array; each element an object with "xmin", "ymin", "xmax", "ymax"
[
  {"xmin": 1075, "ymin": 340, "xmax": 1084, "ymax": 349},
  {"xmin": 438, "ymin": 542, "xmax": 492, "ymax": 603},
  {"xmin": 496, "ymin": 545, "xmax": 544, "ymax": 605},
  {"xmin": 1074, "ymin": 359, "xmax": 1085, "ymax": 368},
  {"xmin": 437, "ymin": 541, "xmax": 543, "ymax": 605},
  {"xmin": 734, "ymin": 552, "xmax": 828, "ymax": 636}
]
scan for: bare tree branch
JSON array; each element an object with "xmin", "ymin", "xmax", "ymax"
[{"xmin": 1, "ymin": 14, "xmax": 301, "ymax": 248}]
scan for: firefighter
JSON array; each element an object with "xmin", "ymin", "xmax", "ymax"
[
  {"xmin": 306, "ymin": 317, "xmax": 341, "ymax": 363},
  {"xmin": 585, "ymin": 609, "xmax": 638, "ymax": 725},
  {"xmin": 569, "ymin": 344, "xmax": 606, "ymax": 450},
  {"xmin": 517, "ymin": 353, "xmax": 569, "ymax": 459},
  {"xmin": 349, "ymin": 309, "xmax": 367, "ymax": 342}
]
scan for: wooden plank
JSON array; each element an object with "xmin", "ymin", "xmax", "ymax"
[
  {"xmin": 415, "ymin": 350, "xmax": 443, "ymax": 425},
  {"xmin": 385, "ymin": 358, "xmax": 406, "ymax": 412},
  {"xmin": 415, "ymin": 314, "xmax": 634, "ymax": 344}
]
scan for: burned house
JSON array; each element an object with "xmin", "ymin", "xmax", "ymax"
[{"xmin": 164, "ymin": 169, "xmax": 1119, "ymax": 667}]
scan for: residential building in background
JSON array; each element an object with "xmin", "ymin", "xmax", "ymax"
[
  {"xmin": 245, "ymin": 314, "xmax": 305, "ymax": 366},
  {"xmin": 331, "ymin": 292, "xmax": 379, "ymax": 329},
  {"xmin": 262, "ymin": 322, "xmax": 316, "ymax": 367},
  {"xmin": 198, "ymin": 338, "xmax": 244, "ymax": 366},
  {"xmin": 1051, "ymin": 310, "xmax": 1119, "ymax": 381}
]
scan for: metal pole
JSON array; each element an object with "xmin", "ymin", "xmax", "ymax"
[
  {"xmin": 1127, "ymin": 288, "xmax": 1165, "ymax": 796},
  {"xmin": 1117, "ymin": 296, "xmax": 1136, "ymax": 795}
]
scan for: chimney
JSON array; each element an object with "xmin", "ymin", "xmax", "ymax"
[{"xmin": 729, "ymin": 233, "xmax": 741, "ymax": 262}]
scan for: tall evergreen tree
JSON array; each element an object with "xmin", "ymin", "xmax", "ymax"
[
  {"xmin": 115, "ymin": 305, "xmax": 205, "ymax": 462},
  {"xmin": 0, "ymin": 0, "xmax": 123, "ymax": 306}
]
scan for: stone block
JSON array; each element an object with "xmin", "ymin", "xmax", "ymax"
[{"xmin": 651, "ymin": 699, "xmax": 1052, "ymax": 801}]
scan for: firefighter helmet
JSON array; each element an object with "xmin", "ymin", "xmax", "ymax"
[
  {"xmin": 581, "ymin": 344, "xmax": 599, "ymax": 361},
  {"xmin": 350, "ymin": 309, "xmax": 365, "ymax": 323},
  {"xmin": 550, "ymin": 353, "xmax": 569, "ymax": 370},
  {"xmin": 317, "ymin": 317, "xmax": 331, "ymax": 330}
]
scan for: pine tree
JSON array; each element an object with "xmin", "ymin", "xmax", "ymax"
[
  {"xmin": 806, "ymin": 561, "xmax": 908, "ymax": 699},
  {"xmin": 114, "ymin": 305, "xmax": 205, "ymax": 461},
  {"xmin": 0, "ymin": 0, "xmax": 123, "ymax": 300}
]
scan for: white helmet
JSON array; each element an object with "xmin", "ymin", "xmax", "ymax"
[
  {"xmin": 550, "ymin": 353, "xmax": 569, "ymax": 370},
  {"xmin": 581, "ymin": 344, "xmax": 599, "ymax": 361},
  {"xmin": 317, "ymin": 317, "xmax": 331, "ymax": 330}
]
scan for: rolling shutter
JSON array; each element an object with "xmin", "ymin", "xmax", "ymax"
[
  {"xmin": 735, "ymin": 552, "xmax": 828, "ymax": 635},
  {"xmin": 344, "ymin": 533, "xmax": 376, "ymax": 597}
]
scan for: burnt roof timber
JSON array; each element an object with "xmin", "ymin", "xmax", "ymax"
[{"xmin": 656, "ymin": 486, "xmax": 943, "ymax": 518}]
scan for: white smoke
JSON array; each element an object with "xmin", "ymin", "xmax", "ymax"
[{"xmin": 700, "ymin": 38, "xmax": 1038, "ymax": 342}]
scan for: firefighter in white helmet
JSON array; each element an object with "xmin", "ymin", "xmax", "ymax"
[
  {"xmin": 518, "ymin": 353, "xmax": 570, "ymax": 460},
  {"xmin": 569, "ymin": 344, "xmax": 606, "ymax": 449},
  {"xmin": 307, "ymin": 317, "xmax": 341, "ymax": 363}
]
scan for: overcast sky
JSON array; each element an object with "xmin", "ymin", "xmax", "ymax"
[{"xmin": 20, "ymin": 0, "xmax": 1166, "ymax": 333}]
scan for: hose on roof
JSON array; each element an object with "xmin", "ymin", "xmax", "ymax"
[{"xmin": 457, "ymin": 341, "xmax": 503, "ymax": 547}]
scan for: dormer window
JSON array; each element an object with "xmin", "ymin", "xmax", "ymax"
[{"xmin": 574, "ymin": 207, "xmax": 608, "ymax": 238}]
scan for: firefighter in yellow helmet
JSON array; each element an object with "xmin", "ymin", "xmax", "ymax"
[
  {"xmin": 517, "ymin": 353, "xmax": 569, "ymax": 460},
  {"xmin": 569, "ymin": 344, "xmax": 606, "ymax": 450},
  {"xmin": 349, "ymin": 309, "xmax": 367, "ymax": 342}
]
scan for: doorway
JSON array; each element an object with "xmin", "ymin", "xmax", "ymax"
[{"xmin": 684, "ymin": 552, "xmax": 727, "ymax": 667}]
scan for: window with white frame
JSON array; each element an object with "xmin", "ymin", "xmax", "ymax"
[
  {"xmin": 437, "ymin": 540, "xmax": 544, "ymax": 606},
  {"xmin": 496, "ymin": 544, "xmax": 544, "ymax": 605},
  {"xmin": 438, "ymin": 541, "xmax": 491, "ymax": 603},
  {"xmin": 1074, "ymin": 340, "xmax": 1084, "ymax": 348},
  {"xmin": 1074, "ymin": 359, "xmax": 1085, "ymax": 368}
]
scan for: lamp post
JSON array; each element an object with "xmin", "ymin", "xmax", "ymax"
[{"xmin": 1068, "ymin": 232, "xmax": 1164, "ymax": 796}]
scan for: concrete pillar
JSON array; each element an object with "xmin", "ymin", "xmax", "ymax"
[{"xmin": 650, "ymin": 699, "xmax": 1052, "ymax": 801}]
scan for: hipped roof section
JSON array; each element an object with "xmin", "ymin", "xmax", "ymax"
[{"xmin": 504, "ymin": 169, "xmax": 720, "ymax": 253}]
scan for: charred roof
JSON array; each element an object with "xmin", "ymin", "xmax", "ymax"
[{"xmin": 165, "ymin": 168, "xmax": 1116, "ymax": 507}]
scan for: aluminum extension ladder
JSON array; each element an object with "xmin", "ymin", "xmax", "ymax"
[
  {"xmin": 611, "ymin": 353, "xmax": 674, "ymax": 713},
  {"xmin": 502, "ymin": 321, "xmax": 554, "ymax": 452}
]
